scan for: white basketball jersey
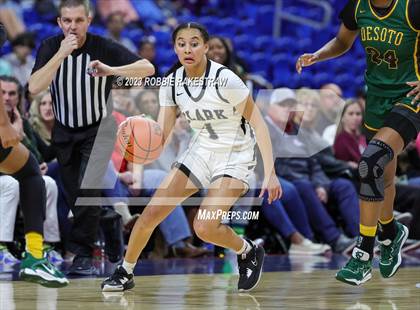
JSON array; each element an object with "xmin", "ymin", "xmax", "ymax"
[{"xmin": 159, "ymin": 60, "xmax": 255, "ymax": 151}]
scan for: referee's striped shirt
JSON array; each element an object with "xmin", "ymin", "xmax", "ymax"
[{"xmin": 32, "ymin": 33, "xmax": 139, "ymax": 128}]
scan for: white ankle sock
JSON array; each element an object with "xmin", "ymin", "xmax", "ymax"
[
  {"xmin": 122, "ymin": 260, "xmax": 136, "ymax": 274},
  {"xmin": 236, "ymin": 239, "xmax": 252, "ymax": 255}
]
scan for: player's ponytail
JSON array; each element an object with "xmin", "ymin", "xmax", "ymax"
[
  {"xmin": 164, "ymin": 61, "xmax": 182, "ymax": 77},
  {"xmin": 165, "ymin": 22, "xmax": 209, "ymax": 77}
]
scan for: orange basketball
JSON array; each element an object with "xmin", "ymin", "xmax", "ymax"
[{"xmin": 117, "ymin": 116, "xmax": 163, "ymax": 164}]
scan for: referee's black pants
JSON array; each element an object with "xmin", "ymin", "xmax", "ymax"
[{"xmin": 52, "ymin": 116, "xmax": 117, "ymax": 257}]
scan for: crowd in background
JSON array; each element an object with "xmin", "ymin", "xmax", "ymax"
[{"xmin": 1, "ymin": 0, "xmax": 420, "ymax": 267}]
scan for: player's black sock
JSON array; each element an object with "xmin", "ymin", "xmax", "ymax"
[
  {"xmin": 11, "ymin": 153, "xmax": 46, "ymax": 234},
  {"xmin": 357, "ymin": 234, "xmax": 375, "ymax": 260},
  {"xmin": 378, "ymin": 218, "xmax": 397, "ymax": 242}
]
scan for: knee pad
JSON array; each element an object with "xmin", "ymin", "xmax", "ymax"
[
  {"xmin": 358, "ymin": 139, "xmax": 394, "ymax": 201},
  {"xmin": 11, "ymin": 153, "xmax": 41, "ymax": 180}
]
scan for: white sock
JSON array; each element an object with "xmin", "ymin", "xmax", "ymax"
[
  {"xmin": 236, "ymin": 239, "xmax": 252, "ymax": 255},
  {"xmin": 122, "ymin": 260, "xmax": 136, "ymax": 274}
]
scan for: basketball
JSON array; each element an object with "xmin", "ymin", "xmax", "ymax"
[{"xmin": 117, "ymin": 116, "xmax": 163, "ymax": 164}]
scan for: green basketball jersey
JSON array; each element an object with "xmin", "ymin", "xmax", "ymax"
[{"xmin": 355, "ymin": 0, "xmax": 420, "ymax": 97}]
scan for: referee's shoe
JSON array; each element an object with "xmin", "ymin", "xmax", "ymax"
[
  {"xmin": 68, "ymin": 256, "xmax": 96, "ymax": 276},
  {"xmin": 237, "ymin": 240, "xmax": 265, "ymax": 291}
]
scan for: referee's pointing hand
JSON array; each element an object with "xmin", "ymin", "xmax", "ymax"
[{"xmin": 59, "ymin": 34, "xmax": 78, "ymax": 58}]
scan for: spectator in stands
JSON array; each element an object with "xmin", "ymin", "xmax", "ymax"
[
  {"xmin": 0, "ymin": 175, "xmax": 19, "ymax": 263},
  {"xmin": 333, "ymin": 99, "xmax": 366, "ymax": 170},
  {"xmin": 135, "ymin": 88, "xmax": 160, "ymax": 121},
  {"xmin": 138, "ymin": 37, "xmax": 160, "ymax": 77},
  {"xmin": 29, "ymin": 90, "xmax": 54, "ymax": 145},
  {"xmin": 207, "ymin": 36, "xmax": 237, "ymax": 74},
  {"xmin": 113, "ymin": 89, "xmax": 138, "ymax": 117},
  {"xmin": 12, "ymin": 87, "xmax": 56, "ymax": 168},
  {"xmin": 3, "ymin": 32, "xmax": 36, "ymax": 87},
  {"xmin": 0, "ymin": 58, "xmax": 12, "ymax": 77},
  {"xmin": 0, "ymin": 76, "xmax": 54, "ymax": 162},
  {"xmin": 207, "ymin": 36, "xmax": 272, "ymax": 93},
  {"xmin": 105, "ymin": 11, "xmax": 136, "ymax": 53},
  {"xmin": 34, "ymin": 0, "xmax": 59, "ymax": 23},
  {"xmin": 0, "ymin": 72, "xmax": 25, "ymax": 115},
  {"xmin": 314, "ymin": 83, "xmax": 343, "ymax": 137},
  {"xmin": 264, "ymin": 88, "xmax": 356, "ymax": 253},
  {"xmin": 284, "ymin": 89, "xmax": 352, "ymax": 180},
  {"xmin": 96, "ymin": 0, "xmax": 139, "ymax": 25},
  {"xmin": 0, "ymin": 0, "xmax": 25, "ymax": 40},
  {"xmin": 261, "ymin": 178, "xmax": 331, "ymax": 255},
  {"xmin": 289, "ymin": 88, "xmax": 359, "ymax": 236}
]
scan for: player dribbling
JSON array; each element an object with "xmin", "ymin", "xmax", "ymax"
[{"xmin": 102, "ymin": 22, "xmax": 281, "ymax": 292}]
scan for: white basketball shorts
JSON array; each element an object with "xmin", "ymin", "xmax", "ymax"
[{"xmin": 173, "ymin": 144, "xmax": 256, "ymax": 190}]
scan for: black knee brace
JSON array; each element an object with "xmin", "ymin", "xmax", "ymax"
[
  {"xmin": 358, "ymin": 139, "xmax": 394, "ymax": 201},
  {"xmin": 11, "ymin": 153, "xmax": 46, "ymax": 234}
]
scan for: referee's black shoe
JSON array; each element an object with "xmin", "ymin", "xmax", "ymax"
[
  {"xmin": 67, "ymin": 256, "xmax": 96, "ymax": 276},
  {"xmin": 101, "ymin": 266, "xmax": 135, "ymax": 292},
  {"xmin": 237, "ymin": 240, "xmax": 265, "ymax": 291}
]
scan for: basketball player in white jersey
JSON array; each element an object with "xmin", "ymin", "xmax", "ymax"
[{"xmin": 102, "ymin": 22, "xmax": 281, "ymax": 292}]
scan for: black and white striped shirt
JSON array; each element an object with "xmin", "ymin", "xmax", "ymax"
[{"xmin": 32, "ymin": 33, "xmax": 139, "ymax": 128}]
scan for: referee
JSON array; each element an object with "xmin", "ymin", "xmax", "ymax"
[{"xmin": 29, "ymin": 0, "xmax": 154, "ymax": 275}]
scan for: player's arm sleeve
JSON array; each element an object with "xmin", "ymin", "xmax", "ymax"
[
  {"xmin": 409, "ymin": 0, "xmax": 420, "ymax": 31},
  {"xmin": 106, "ymin": 39, "xmax": 141, "ymax": 66},
  {"xmin": 218, "ymin": 69, "xmax": 250, "ymax": 107},
  {"xmin": 158, "ymin": 75, "xmax": 177, "ymax": 107},
  {"xmin": 339, "ymin": 0, "xmax": 359, "ymax": 31},
  {"xmin": 31, "ymin": 38, "xmax": 60, "ymax": 74}
]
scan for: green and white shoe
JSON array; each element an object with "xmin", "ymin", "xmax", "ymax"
[
  {"xmin": 336, "ymin": 247, "xmax": 372, "ymax": 286},
  {"xmin": 19, "ymin": 252, "xmax": 69, "ymax": 288},
  {"xmin": 379, "ymin": 221, "xmax": 408, "ymax": 278}
]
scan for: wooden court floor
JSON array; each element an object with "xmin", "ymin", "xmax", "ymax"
[{"xmin": 2, "ymin": 268, "xmax": 420, "ymax": 309}]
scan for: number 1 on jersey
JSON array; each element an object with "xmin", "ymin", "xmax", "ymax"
[{"xmin": 204, "ymin": 123, "xmax": 218, "ymax": 140}]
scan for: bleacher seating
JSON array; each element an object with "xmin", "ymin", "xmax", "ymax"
[{"xmin": 3, "ymin": 0, "xmax": 365, "ymax": 97}]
